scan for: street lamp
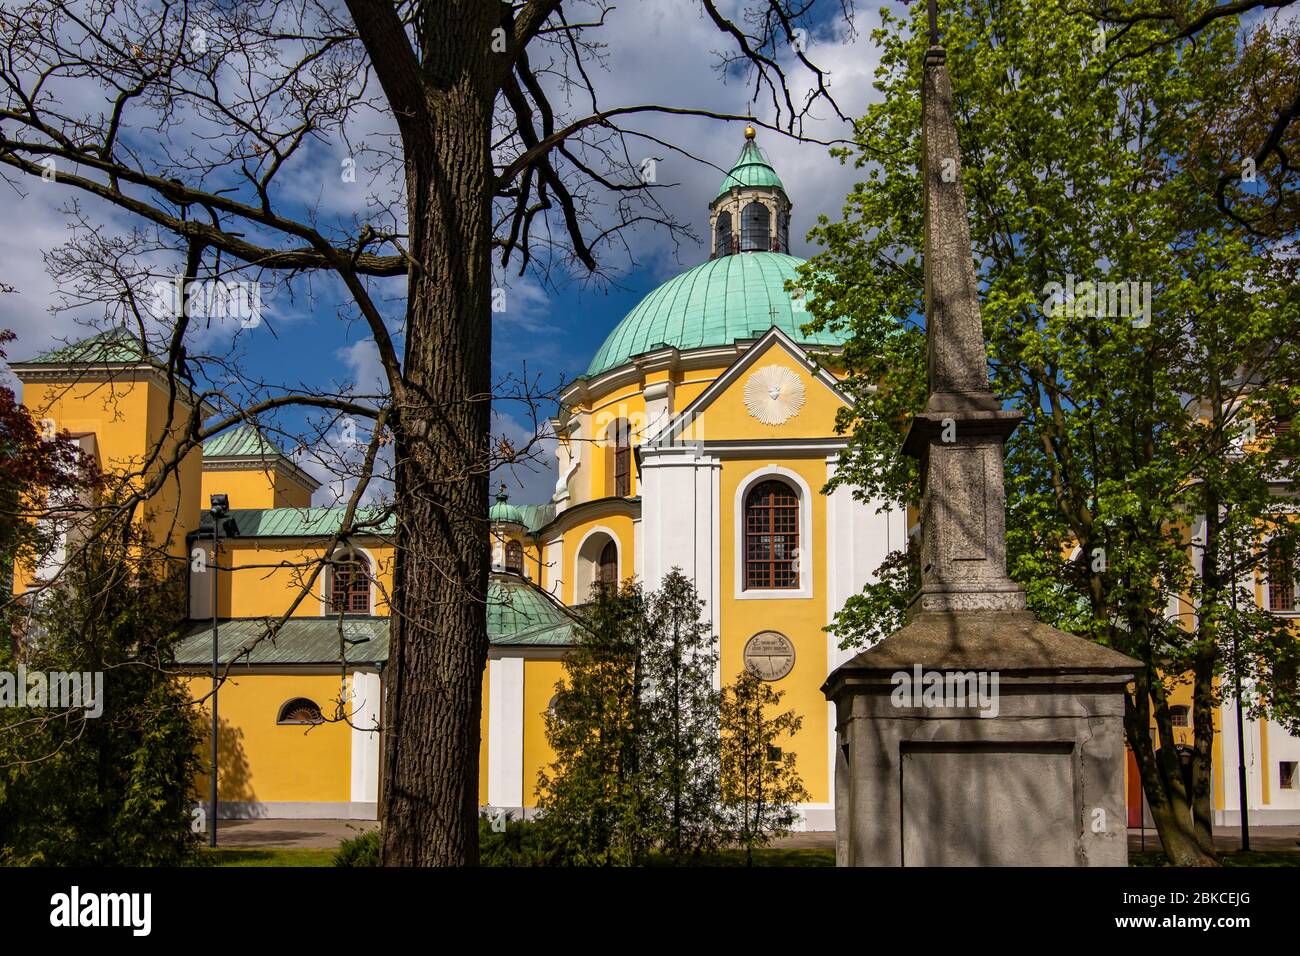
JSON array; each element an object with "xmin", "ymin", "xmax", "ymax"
[{"xmin": 208, "ymin": 494, "xmax": 237, "ymax": 847}]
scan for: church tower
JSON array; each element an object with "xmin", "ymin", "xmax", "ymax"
[{"xmin": 709, "ymin": 127, "xmax": 792, "ymax": 257}]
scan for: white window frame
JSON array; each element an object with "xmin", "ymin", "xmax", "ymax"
[{"xmin": 734, "ymin": 465, "xmax": 813, "ymax": 600}]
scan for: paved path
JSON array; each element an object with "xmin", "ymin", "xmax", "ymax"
[
  {"xmin": 211, "ymin": 817, "xmax": 1300, "ymax": 855},
  {"xmin": 776, "ymin": 827, "xmax": 1300, "ymax": 855},
  {"xmin": 212, "ymin": 818, "xmax": 377, "ymax": 850},
  {"xmin": 1128, "ymin": 826, "xmax": 1300, "ymax": 854}
]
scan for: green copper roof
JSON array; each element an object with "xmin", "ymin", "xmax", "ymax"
[
  {"xmin": 516, "ymin": 503, "xmax": 556, "ymax": 531},
  {"xmin": 196, "ymin": 506, "xmax": 395, "ymax": 538},
  {"xmin": 204, "ymin": 424, "xmax": 284, "ymax": 459},
  {"xmin": 174, "ymin": 577, "xmax": 584, "ymax": 665},
  {"xmin": 490, "ymin": 490, "xmax": 524, "ymax": 525},
  {"xmin": 714, "ymin": 139, "xmax": 785, "ymax": 200},
  {"xmin": 174, "ymin": 616, "xmax": 388, "ymax": 666},
  {"xmin": 489, "ymin": 493, "xmax": 555, "ymax": 532},
  {"xmin": 585, "ymin": 252, "xmax": 846, "ymax": 376},
  {"xmin": 18, "ymin": 329, "xmax": 155, "ymax": 366},
  {"xmin": 487, "ymin": 574, "xmax": 585, "ymax": 646}
]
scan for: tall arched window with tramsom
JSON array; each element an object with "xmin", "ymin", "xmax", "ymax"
[
  {"xmin": 1267, "ymin": 535, "xmax": 1296, "ymax": 612},
  {"xmin": 740, "ymin": 200, "xmax": 770, "ymax": 251},
  {"xmin": 606, "ymin": 418, "xmax": 632, "ymax": 497},
  {"xmin": 714, "ymin": 210, "xmax": 733, "ymax": 257},
  {"xmin": 598, "ymin": 539, "xmax": 618, "ymax": 587},
  {"xmin": 329, "ymin": 548, "xmax": 372, "ymax": 615},
  {"xmin": 744, "ymin": 479, "xmax": 799, "ymax": 590},
  {"xmin": 505, "ymin": 539, "xmax": 524, "ymax": 575}
]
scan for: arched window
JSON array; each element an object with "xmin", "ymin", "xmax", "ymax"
[
  {"xmin": 776, "ymin": 208, "xmax": 789, "ymax": 253},
  {"xmin": 505, "ymin": 539, "xmax": 524, "ymax": 575},
  {"xmin": 1169, "ymin": 705, "xmax": 1190, "ymax": 728},
  {"xmin": 576, "ymin": 530, "xmax": 619, "ymax": 600},
  {"xmin": 715, "ymin": 211, "xmax": 734, "ymax": 257},
  {"xmin": 598, "ymin": 539, "xmax": 618, "ymax": 586},
  {"xmin": 740, "ymin": 201, "xmax": 770, "ymax": 251},
  {"xmin": 330, "ymin": 549, "xmax": 371, "ymax": 615},
  {"xmin": 745, "ymin": 480, "xmax": 799, "ymax": 589},
  {"xmin": 277, "ymin": 697, "xmax": 324, "ymax": 725},
  {"xmin": 1267, "ymin": 536, "xmax": 1295, "ymax": 612},
  {"xmin": 608, "ymin": 419, "xmax": 631, "ymax": 497}
]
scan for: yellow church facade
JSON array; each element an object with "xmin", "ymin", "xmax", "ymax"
[{"xmin": 11, "ymin": 132, "xmax": 1298, "ymax": 830}]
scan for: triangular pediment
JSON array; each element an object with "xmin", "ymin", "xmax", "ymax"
[{"xmin": 651, "ymin": 327, "xmax": 850, "ymax": 445}]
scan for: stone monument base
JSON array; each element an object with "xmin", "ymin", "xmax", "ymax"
[{"xmin": 822, "ymin": 610, "xmax": 1135, "ymax": 867}]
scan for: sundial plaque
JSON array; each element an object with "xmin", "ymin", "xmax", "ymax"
[{"xmin": 743, "ymin": 631, "xmax": 796, "ymax": 681}]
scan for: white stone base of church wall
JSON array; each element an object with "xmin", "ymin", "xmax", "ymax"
[
  {"xmin": 1214, "ymin": 808, "xmax": 1300, "ymax": 826},
  {"xmin": 205, "ymin": 801, "xmax": 378, "ymax": 820}
]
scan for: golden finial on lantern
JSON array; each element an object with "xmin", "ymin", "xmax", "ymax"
[{"xmin": 744, "ymin": 124, "xmax": 756, "ymax": 140}]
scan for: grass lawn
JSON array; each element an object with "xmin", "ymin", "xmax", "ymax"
[
  {"xmin": 1130, "ymin": 849, "xmax": 1300, "ymax": 867},
  {"xmin": 205, "ymin": 845, "xmax": 1293, "ymax": 867},
  {"xmin": 202, "ymin": 845, "xmax": 835, "ymax": 867},
  {"xmin": 204, "ymin": 847, "xmax": 340, "ymax": 867},
  {"xmin": 645, "ymin": 847, "xmax": 835, "ymax": 867}
]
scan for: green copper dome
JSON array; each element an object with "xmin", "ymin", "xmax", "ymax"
[
  {"xmin": 713, "ymin": 139, "xmax": 785, "ymax": 200},
  {"xmin": 585, "ymin": 252, "xmax": 845, "ymax": 377},
  {"xmin": 489, "ymin": 488, "xmax": 524, "ymax": 525}
]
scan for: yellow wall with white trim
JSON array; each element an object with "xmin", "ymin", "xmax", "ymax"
[
  {"xmin": 188, "ymin": 672, "xmax": 353, "ymax": 804},
  {"xmin": 718, "ymin": 454, "xmax": 831, "ymax": 803},
  {"xmin": 211, "ymin": 539, "xmax": 395, "ymax": 618}
]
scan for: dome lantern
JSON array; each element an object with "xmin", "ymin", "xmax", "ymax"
[
  {"xmin": 709, "ymin": 130, "xmax": 791, "ymax": 258},
  {"xmin": 489, "ymin": 484, "xmax": 524, "ymax": 525}
]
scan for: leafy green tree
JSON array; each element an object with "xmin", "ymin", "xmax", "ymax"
[
  {"xmin": 643, "ymin": 569, "xmax": 723, "ymax": 861},
  {"xmin": 719, "ymin": 669, "xmax": 808, "ymax": 866},
  {"xmin": 538, "ymin": 569, "xmax": 728, "ymax": 864},
  {"xmin": 0, "ymin": 520, "xmax": 203, "ymax": 865},
  {"xmin": 798, "ymin": 0, "xmax": 1299, "ymax": 865},
  {"xmin": 536, "ymin": 579, "xmax": 650, "ymax": 865}
]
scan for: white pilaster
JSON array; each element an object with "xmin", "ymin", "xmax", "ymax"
[
  {"xmin": 349, "ymin": 671, "xmax": 381, "ymax": 805},
  {"xmin": 824, "ymin": 455, "xmax": 908, "ymax": 808},
  {"xmin": 643, "ymin": 380, "xmax": 675, "ymax": 441},
  {"xmin": 640, "ymin": 443, "xmax": 719, "ymax": 598},
  {"xmin": 487, "ymin": 655, "xmax": 525, "ymax": 808},
  {"xmin": 544, "ymin": 536, "xmax": 564, "ymax": 599}
]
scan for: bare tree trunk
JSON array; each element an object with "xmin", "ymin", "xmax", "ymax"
[{"xmin": 378, "ymin": 2, "xmax": 498, "ymax": 867}]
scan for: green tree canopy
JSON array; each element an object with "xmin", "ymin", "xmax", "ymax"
[{"xmin": 800, "ymin": 0, "xmax": 1299, "ymax": 865}]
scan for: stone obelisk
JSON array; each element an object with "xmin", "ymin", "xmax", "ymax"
[
  {"xmin": 902, "ymin": 40, "xmax": 1027, "ymax": 616},
  {"xmin": 822, "ymin": 23, "xmax": 1137, "ymax": 867}
]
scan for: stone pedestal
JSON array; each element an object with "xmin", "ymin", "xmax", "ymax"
[{"xmin": 823, "ymin": 611, "xmax": 1135, "ymax": 866}]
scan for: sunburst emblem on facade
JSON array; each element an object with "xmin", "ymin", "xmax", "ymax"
[{"xmin": 743, "ymin": 364, "xmax": 805, "ymax": 425}]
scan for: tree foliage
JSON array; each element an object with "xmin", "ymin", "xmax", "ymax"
[
  {"xmin": 537, "ymin": 578, "xmax": 650, "ymax": 865},
  {"xmin": 642, "ymin": 570, "xmax": 724, "ymax": 860},
  {"xmin": 0, "ymin": 519, "xmax": 203, "ymax": 866},
  {"xmin": 538, "ymin": 569, "xmax": 726, "ymax": 864},
  {"xmin": 799, "ymin": 0, "xmax": 1299, "ymax": 865},
  {"xmin": 719, "ymin": 668, "xmax": 808, "ymax": 866},
  {"xmin": 0, "ymin": 329, "xmax": 96, "ymax": 600}
]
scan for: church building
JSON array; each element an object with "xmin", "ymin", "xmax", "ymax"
[{"xmin": 11, "ymin": 131, "xmax": 1297, "ymax": 830}]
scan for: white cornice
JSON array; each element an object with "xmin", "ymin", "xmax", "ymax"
[{"xmin": 560, "ymin": 339, "xmax": 843, "ymax": 409}]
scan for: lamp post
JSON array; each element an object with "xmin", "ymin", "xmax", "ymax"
[{"xmin": 208, "ymin": 493, "xmax": 231, "ymax": 848}]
